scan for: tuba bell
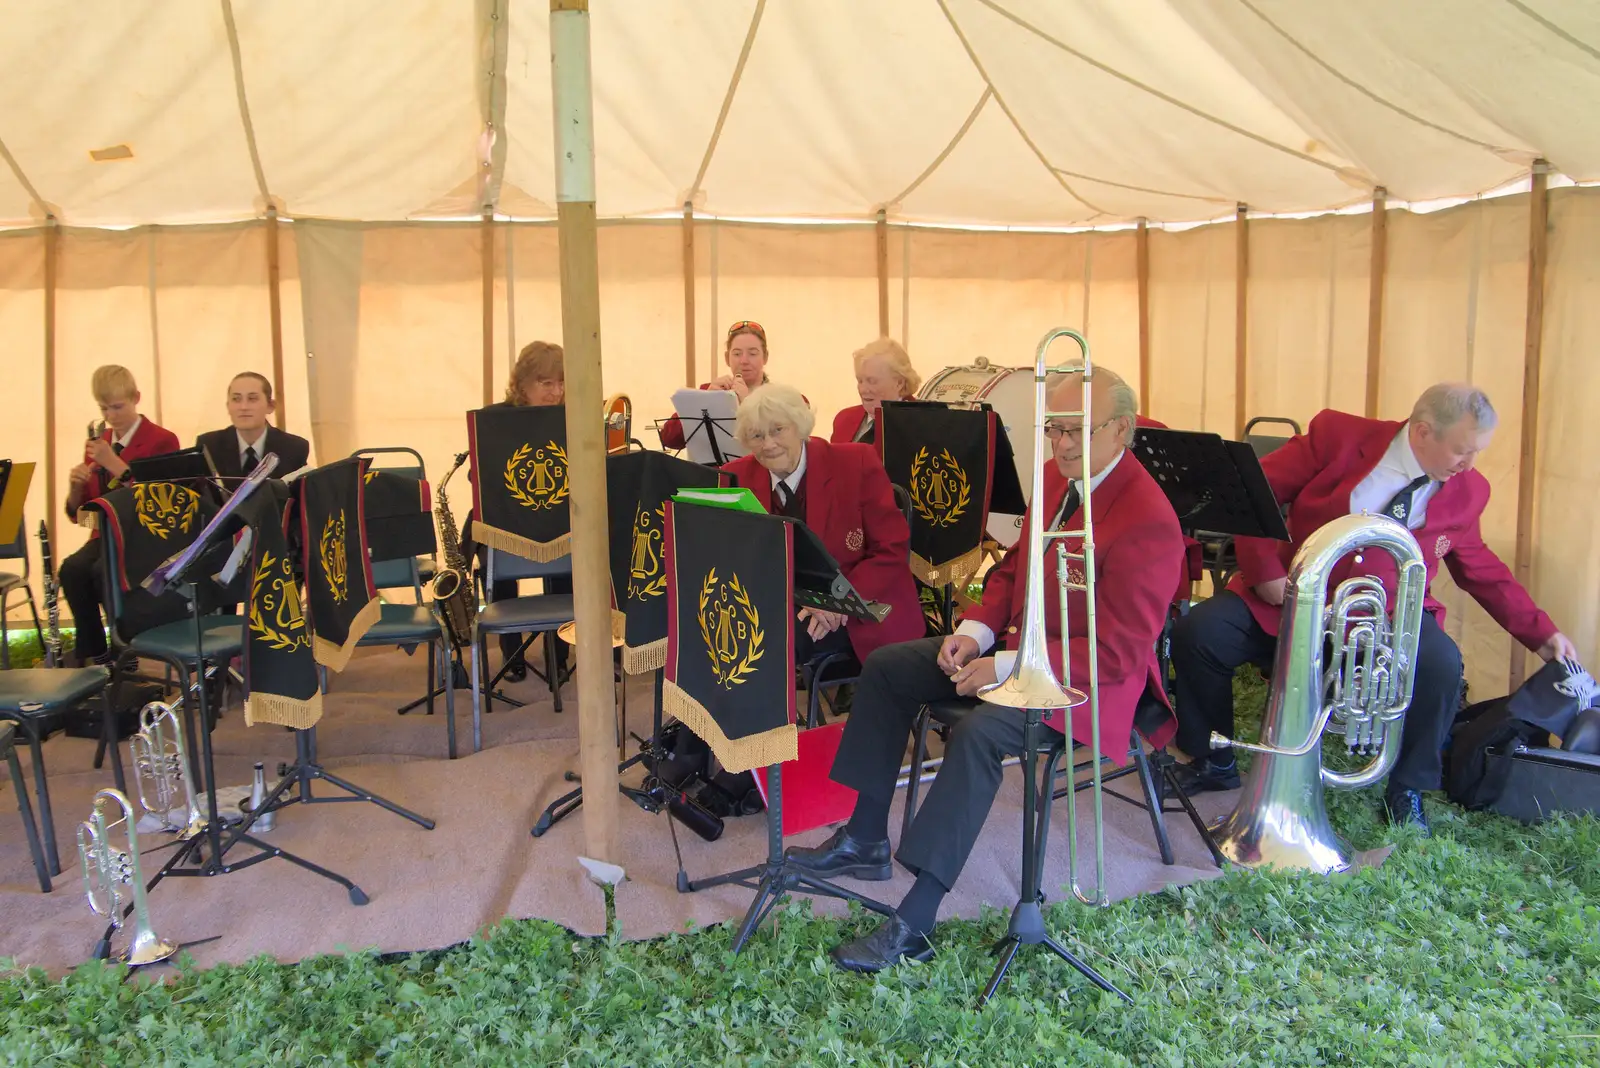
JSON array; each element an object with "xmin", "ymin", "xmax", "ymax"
[
  {"xmin": 129, "ymin": 700, "xmax": 205, "ymax": 840},
  {"xmin": 1208, "ymin": 512, "xmax": 1427, "ymax": 874},
  {"xmin": 77, "ymin": 788, "xmax": 178, "ymax": 967}
]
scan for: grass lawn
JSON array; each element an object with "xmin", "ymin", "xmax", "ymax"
[{"xmin": 3, "ymin": 650, "xmax": 1597, "ymax": 1065}]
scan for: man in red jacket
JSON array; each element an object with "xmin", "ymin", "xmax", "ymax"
[
  {"xmin": 790, "ymin": 366, "xmax": 1185, "ymax": 972},
  {"xmin": 1168, "ymin": 384, "xmax": 1577, "ymax": 832},
  {"xmin": 58, "ymin": 365, "xmax": 181, "ymax": 664}
]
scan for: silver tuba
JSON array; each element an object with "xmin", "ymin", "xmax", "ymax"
[
  {"xmin": 1208, "ymin": 512, "xmax": 1427, "ymax": 874},
  {"xmin": 978, "ymin": 328, "xmax": 1107, "ymax": 907},
  {"xmin": 77, "ymin": 788, "xmax": 178, "ymax": 967},
  {"xmin": 130, "ymin": 701, "xmax": 205, "ymax": 840}
]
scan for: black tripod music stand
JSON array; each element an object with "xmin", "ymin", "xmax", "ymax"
[
  {"xmin": 980, "ymin": 704, "xmax": 1133, "ymax": 1006},
  {"xmin": 677, "ymin": 409, "xmax": 740, "ymax": 466},
  {"xmin": 1130, "ymin": 428, "xmax": 1290, "ymax": 546}
]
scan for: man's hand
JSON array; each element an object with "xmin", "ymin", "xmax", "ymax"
[
  {"xmin": 86, "ymin": 439, "xmax": 129, "ymax": 478},
  {"xmin": 797, "ymin": 607, "xmax": 846, "ymax": 641},
  {"xmin": 68, "ymin": 463, "xmax": 93, "ymax": 486},
  {"xmin": 1538, "ymin": 632, "xmax": 1580, "ymax": 663},
  {"xmin": 1254, "ymin": 577, "xmax": 1287, "ymax": 607},
  {"xmin": 952, "ymin": 656, "xmax": 998, "ymax": 697},
  {"xmin": 936, "ymin": 634, "xmax": 980, "ymax": 675}
]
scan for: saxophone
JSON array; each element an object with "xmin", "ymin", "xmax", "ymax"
[
  {"xmin": 429, "ymin": 451, "xmax": 476, "ymax": 650},
  {"xmin": 38, "ymin": 520, "xmax": 63, "ymax": 668}
]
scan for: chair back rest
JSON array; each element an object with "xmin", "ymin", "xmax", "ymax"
[
  {"xmin": 1242, "ymin": 416, "xmax": 1302, "ymax": 460},
  {"xmin": 891, "ymin": 484, "xmax": 912, "ymax": 526},
  {"xmin": 369, "ymin": 556, "xmax": 422, "ymax": 597},
  {"xmin": 349, "ymin": 447, "xmax": 427, "ymax": 481},
  {"xmin": 485, "ymin": 547, "xmax": 572, "ymax": 584},
  {"xmin": 0, "ymin": 512, "xmax": 27, "ymax": 570}
]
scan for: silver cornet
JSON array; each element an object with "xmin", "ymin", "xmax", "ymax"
[
  {"xmin": 77, "ymin": 788, "xmax": 177, "ymax": 967},
  {"xmin": 130, "ymin": 701, "xmax": 205, "ymax": 840}
]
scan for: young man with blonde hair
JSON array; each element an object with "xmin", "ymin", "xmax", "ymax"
[{"xmin": 60, "ymin": 364, "xmax": 180, "ymax": 664}]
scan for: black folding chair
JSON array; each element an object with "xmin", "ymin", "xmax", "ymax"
[{"xmin": 469, "ymin": 549, "xmax": 575, "ymax": 752}]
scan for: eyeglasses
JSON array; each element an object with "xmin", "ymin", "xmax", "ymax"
[
  {"xmin": 744, "ymin": 424, "xmax": 790, "ymax": 443},
  {"xmin": 727, "ymin": 320, "xmax": 767, "ymax": 343},
  {"xmin": 1044, "ymin": 418, "xmax": 1117, "ymax": 442}
]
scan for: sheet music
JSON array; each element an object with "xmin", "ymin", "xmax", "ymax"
[{"xmin": 670, "ymin": 389, "xmax": 747, "ymax": 464}]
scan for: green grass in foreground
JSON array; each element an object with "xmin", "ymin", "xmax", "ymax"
[{"xmin": 3, "ymin": 676, "xmax": 1597, "ymax": 1066}]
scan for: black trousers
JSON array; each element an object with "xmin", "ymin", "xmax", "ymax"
[
  {"xmin": 1169, "ymin": 591, "xmax": 1464, "ymax": 793},
  {"xmin": 831, "ymin": 637, "xmax": 1035, "ymax": 889},
  {"xmin": 58, "ymin": 539, "xmax": 107, "ymax": 661}
]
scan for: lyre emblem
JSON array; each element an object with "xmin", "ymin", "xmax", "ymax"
[
  {"xmin": 696, "ymin": 567, "xmax": 764, "ymax": 689},
  {"xmin": 319, "ymin": 510, "xmax": 349, "ymax": 603},
  {"xmin": 844, "ymin": 528, "xmax": 865, "ymax": 553},
  {"xmin": 908, "ymin": 446, "xmax": 971, "ymax": 529},
  {"xmin": 505, "ymin": 441, "xmax": 571, "ymax": 511},
  {"xmin": 627, "ymin": 503, "xmax": 667, "ymax": 600},
  {"xmin": 249, "ymin": 550, "xmax": 310, "ymax": 651}
]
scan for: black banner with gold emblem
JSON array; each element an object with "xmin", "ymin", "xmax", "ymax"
[
  {"xmin": 298, "ymin": 458, "xmax": 380, "ymax": 671},
  {"xmin": 468, "ymin": 405, "xmax": 570, "ymax": 562},
  {"xmin": 86, "ymin": 481, "xmax": 220, "ymax": 633},
  {"xmin": 242, "ymin": 481, "xmax": 322, "ymax": 729},
  {"xmin": 606, "ymin": 450, "xmax": 726, "ymax": 674},
  {"xmin": 663, "ymin": 501, "xmax": 796, "ymax": 774},
  {"xmin": 362, "ymin": 468, "xmax": 435, "ymax": 562},
  {"xmin": 878, "ymin": 401, "xmax": 995, "ymax": 589}
]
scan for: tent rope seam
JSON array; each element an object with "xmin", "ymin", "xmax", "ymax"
[{"xmin": 689, "ymin": 0, "xmax": 768, "ymax": 201}]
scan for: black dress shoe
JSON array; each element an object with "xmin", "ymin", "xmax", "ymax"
[
  {"xmin": 1384, "ymin": 789, "xmax": 1431, "ymax": 836},
  {"xmin": 502, "ymin": 660, "xmax": 528, "ymax": 683},
  {"xmin": 830, "ymin": 915, "xmax": 934, "ymax": 973},
  {"xmin": 785, "ymin": 826, "xmax": 892, "ymax": 881},
  {"xmin": 1168, "ymin": 755, "xmax": 1241, "ymax": 794}
]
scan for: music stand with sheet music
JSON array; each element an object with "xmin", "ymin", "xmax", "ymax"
[
  {"xmin": 120, "ymin": 454, "xmax": 371, "ymax": 935},
  {"xmin": 1130, "ymin": 429, "xmax": 1289, "ymax": 542},
  {"xmin": 677, "ymin": 509, "xmax": 896, "ymax": 952},
  {"xmin": 667, "ymin": 388, "xmax": 746, "ymax": 466}
]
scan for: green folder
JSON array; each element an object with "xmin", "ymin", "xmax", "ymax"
[{"xmin": 671, "ymin": 486, "xmax": 767, "ymax": 515}]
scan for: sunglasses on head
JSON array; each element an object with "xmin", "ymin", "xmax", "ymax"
[{"xmin": 727, "ymin": 320, "xmax": 766, "ymax": 343}]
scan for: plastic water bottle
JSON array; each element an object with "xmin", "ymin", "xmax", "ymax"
[{"xmin": 248, "ymin": 762, "xmax": 275, "ymax": 832}]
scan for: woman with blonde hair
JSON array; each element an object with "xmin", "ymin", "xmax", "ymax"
[{"xmin": 831, "ymin": 337, "xmax": 921, "ymax": 445}]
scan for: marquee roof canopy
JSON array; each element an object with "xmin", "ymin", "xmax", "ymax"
[{"xmin": 2, "ymin": 0, "xmax": 1597, "ymax": 229}]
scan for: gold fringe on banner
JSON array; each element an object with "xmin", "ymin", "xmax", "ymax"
[
  {"xmin": 662, "ymin": 678, "xmax": 796, "ymax": 775},
  {"xmin": 312, "ymin": 594, "xmax": 381, "ymax": 671},
  {"xmin": 623, "ymin": 638, "xmax": 667, "ymax": 675},
  {"xmin": 911, "ymin": 546, "xmax": 983, "ymax": 591},
  {"xmin": 245, "ymin": 689, "xmax": 324, "ymax": 730},
  {"xmin": 474, "ymin": 521, "xmax": 571, "ymax": 564}
]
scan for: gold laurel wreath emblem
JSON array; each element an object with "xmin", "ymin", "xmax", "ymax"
[
  {"xmin": 504, "ymin": 441, "xmax": 571, "ymax": 511},
  {"xmin": 697, "ymin": 568, "xmax": 764, "ymax": 690},
  {"xmin": 319, "ymin": 510, "xmax": 349, "ymax": 603},
  {"xmin": 627, "ymin": 504, "xmax": 668, "ymax": 601},
  {"xmin": 133, "ymin": 483, "xmax": 200, "ymax": 540},
  {"xmin": 908, "ymin": 446, "xmax": 972, "ymax": 528},
  {"xmin": 249, "ymin": 551, "xmax": 309, "ymax": 652}
]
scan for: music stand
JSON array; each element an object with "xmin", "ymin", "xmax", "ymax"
[
  {"xmin": 679, "ymin": 513, "xmax": 896, "ymax": 952},
  {"xmin": 126, "ymin": 454, "xmax": 370, "ymax": 915},
  {"xmin": 669, "ymin": 389, "xmax": 745, "ymax": 466},
  {"xmin": 1130, "ymin": 429, "xmax": 1289, "ymax": 541}
]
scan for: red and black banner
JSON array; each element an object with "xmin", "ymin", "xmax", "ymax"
[
  {"xmin": 362, "ymin": 467, "xmax": 434, "ymax": 562},
  {"xmin": 878, "ymin": 401, "xmax": 996, "ymax": 589},
  {"xmin": 606, "ymin": 450, "xmax": 725, "ymax": 673},
  {"xmin": 241, "ymin": 480, "xmax": 323, "ymax": 729},
  {"xmin": 663, "ymin": 501, "xmax": 796, "ymax": 774},
  {"xmin": 298, "ymin": 458, "xmax": 379, "ymax": 670},
  {"xmin": 468, "ymin": 404, "xmax": 571, "ymax": 562}
]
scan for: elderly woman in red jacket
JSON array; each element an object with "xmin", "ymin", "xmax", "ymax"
[
  {"xmin": 831, "ymin": 337, "xmax": 922, "ymax": 445},
  {"xmin": 723, "ymin": 383, "xmax": 923, "ymax": 666}
]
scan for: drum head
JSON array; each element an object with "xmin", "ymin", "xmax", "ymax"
[{"xmin": 918, "ymin": 364, "xmax": 1034, "ymax": 547}]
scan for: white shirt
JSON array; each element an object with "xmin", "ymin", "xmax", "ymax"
[
  {"xmin": 1349, "ymin": 426, "xmax": 1436, "ymax": 530},
  {"xmin": 770, "ymin": 442, "xmax": 808, "ymax": 502},
  {"xmin": 957, "ymin": 449, "xmax": 1125, "ymax": 680},
  {"xmin": 111, "ymin": 417, "xmax": 143, "ymax": 450},
  {"xmin": 854, "ymin": 411, "xmax": 875, "ymax": 442},
  {"xmin": 237, "ymin": 428, "xmax": 270, "ymax": 468}
]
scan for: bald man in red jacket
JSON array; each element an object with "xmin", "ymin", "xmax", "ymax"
[
  {"xmin": 1168, "ymin": 384, "xmax": 1576, "ymax": 833},
  {"xmin": 790, "ymin": 366, "xmax": 1184, "ymax": 973}
]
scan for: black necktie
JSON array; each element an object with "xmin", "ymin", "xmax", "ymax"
[
  {"xmin": 111, "ymin": 441, "xmax": 124, "ymax": 456},
  {"xmin": 775, "ymin": 481, "xmax": 792, "ymax": 514},
  {"xmin": 1053, "ymin": 484, "xmax": 1081, "ymax": 530},
  {"xmin": 1382, "ymin": 474, "xmax": 1432, "ymax": 526},
  {"xmin": 243, "ymin": 445, "xmax": 258, "ymax": 472}
]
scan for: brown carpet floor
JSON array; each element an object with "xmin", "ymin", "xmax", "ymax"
[{"xmin": 1, "ymin": 645, "xmax": 1234, "ymax": 977}]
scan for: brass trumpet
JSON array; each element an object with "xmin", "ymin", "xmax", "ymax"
[
  {"xmin": 130, "ymin": 701, "xmax": 205, "ymax": 840},
  {"xmin": 1208, "ymin": 513, "xmax": 1427, "ymax": 873},
  {"xmin": 77, "ymin": 788, "xmax": 177, "ymax": 967}
]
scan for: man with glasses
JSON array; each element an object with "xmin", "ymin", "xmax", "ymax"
[{"xmin": 789, "ymin": 366, "xmax": 1186, "ymax": 973}]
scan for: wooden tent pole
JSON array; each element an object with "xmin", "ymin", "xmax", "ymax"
[
  {"xmin": 876, "ymin": 209, "xmax": 889, "ymax": 337},
  {"xmin": 1509, "ymin": 162, "xmax": 1551, "ymax": 690},
  {"xmin": 683, "ymin": 202, "xmax": 696, "ymax": 387},
  {"xmin": 551, "ymin": 0, "xmax": 619, "ymax": 867},
  {"xmin": 43, "ymin": 217, "xmax": 58, "ymax": 548},
  {"xmin": 266, "ymin": 208, "xmax": 286, "ymax": 429},
  {"xmin": 1363, "ymin": 189, "xmax": 1388, "ymax": 418},
  {"xmin": 481, "ymin": 210, "xmax": 496, "ymax": 406},
  {"xmin": 1136, "ymin": 218, "xmax": 1150, "ymax": 415},
  {"xmin": 1234, "ymin": 203, "xmax": 1249, "ymax": 437}
]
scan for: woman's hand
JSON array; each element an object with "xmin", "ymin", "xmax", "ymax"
[{"xmin": 797, "ymin": 607, "xmax": 846, "ymax": 640}]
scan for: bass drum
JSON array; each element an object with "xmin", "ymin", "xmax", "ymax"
[{"xmin": 918, "ymin": 359, "xmax": 1035, "ymax": 548}]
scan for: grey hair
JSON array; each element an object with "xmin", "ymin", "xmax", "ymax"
[
  {"xmin": 736, "ymin": 382, "xmax": 816, "ymax": 445},
  {"xmin": 1410, "ymin": 383, "xmax": 1498, "ymax": 432},
  {"xmin": 1045, "ymin": 362, "xmax": 1140, "ymax": 441}
]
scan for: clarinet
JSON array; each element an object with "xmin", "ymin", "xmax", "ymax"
[{"xmin": 38, "ymin": 520, "xmax": 63, "ymax": 668}]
